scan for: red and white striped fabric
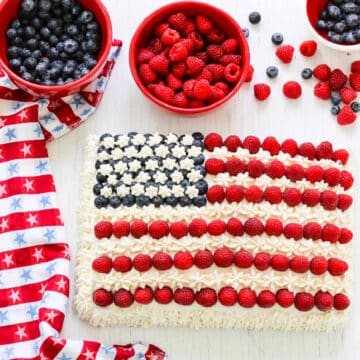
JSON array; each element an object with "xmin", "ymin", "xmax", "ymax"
[
  {"xmin": 76, "ymin": 132, "xmax": 353, "ymax": 331},
  {"xmin": 0, "ymin": 40, "xmax": 167, "ymax": 360}
]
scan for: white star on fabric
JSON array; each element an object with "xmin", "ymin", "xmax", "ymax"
[
  {"xmin": 56, "ymin": 277, "xmax": 67, "ymax": 291},
  {"xmin": 39, "ymin": 284, "xmax": 47, "ymax": 295},
  {"xmin": 23, "ymin": 179, "xmax": 34, "ymax": 192},
  {"xmin": 83, "ymin": 348, "xmax": 95, "ymax": 360},
  {"xmin": 2, "ymin": 253, "xmax": 14, "ymax": 267},
  {"xmin": 45, "ymin": 310, "xmax": 58, "ymax": 323},
  {"xmin": 52, "ymin": 338, "xmax": 65, "ymax": 346},
  {"xmin": 15, "ymin": 326, "xmax": 27, "ymax": 340},
  {"xmin": 39, "ymin": 353, "xmax": 49, "ymax": 360},
  {"xmin": 0, "ymin": 218, "xmax": 9, "ymax": 231},
  {"xmin": 21, "ymin": 143, "xmax": 32, "ymax": 157},
  {"xmin": 32, "ymin": 248, "xmax": 44, "ymax": 262},
  {"xmin": 0, "ymin": 184, "xmax": 7, "ymax": 197},
  {"xmin": 0, "ymin": 148, "xmax": 3, "ymax": 159},
  {"xmin": 149, "ymin": 354, "xmax": 159, "ymax": 360},
  {"xmin": 62, "ymin": 248, "xmax": 70, "ymax": 259},
  {"xmin": 18, "ymin": 109, "xmax": 28, "ymax": 121},
  {"xmin": 9, "ymin": 290, "xmax": 21, "ymax": 303},
  {"xmin": 26, "ymin": 213, "xmax": 38, "ymax": 226},
  {"xmin": 0, "ymin": 117, "xmax": 6, "ymax": 127}
]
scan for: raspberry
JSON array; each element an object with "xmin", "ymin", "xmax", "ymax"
[
  {"xmin": 149, "ymin": 54, "xmax": 169, "ymax": 73},
  {"xmin": 208, "ymin": 219, "xmax": 226, "ymax": 235},
  {"xmin": 137, "ymin": 47, "xmax": 155, "ymax": 65},
  {"xmin": 270, "ymin": 254, "xmax": 289, "ymax": 271},
  {"xmin": 328, "ymin": 258, "xmax": 348, "ymax": 276},
  {"xmin": 188, "ymin": 218, "xmax": 207, "ymax": 237},
  {"xmin": 170, "ymin": 221, "xmax": 188, "ymax": 239},
  {"xmin": 340, "ymin": 170, "xmax": 354, "ymax": 190},
  {"xmin": 302, "ymin": 189, "xmax": 320, "ymax": 207},
  {"xmin": 113, "ymin": 255, "xmax": 132, "ymax": 273},
  {"xmin": 290, "ymin": 256, "xmax": 310, "ymax": 273},
  {"xmin": 166, "ymin": 73, "xmax": 182, "ymax": 91},
  {"xmin": 337, "ymin": 105, "xmax": 357, "ymax": 126},
  {"xmin": 183, "ymin": 79, "xmax": 196, "ymax": 97},
  {"xmin": 227, "ymin": 218, "xmax": 244, "ymax": 236},
  {"xmin": 281, "ymin": 138, "xmax": 298, "ymax": 157},
  {"xmin": 209, "ymin": 86, "xmax": 225, "ymax": 103},
  {"xmin": 174, "ymin": 288, "xmax": 195, "ymax": 305},
  {"xmin": 174, "ymin": 251, "xmax": 194, "ymax": 270},
  {"xmin": 303, "ymin": 222, "xmax": 322, "ymax": 240},
  {"xmin": 341, "ymin": 87, "xmax": 357, "ymax": 105},
  {"xmin": 243, "ymin": 136, "xmax": 261, "ymax": 154},
  {"xmin": 134, "ymin": 287, "xmax": 153, "ymax": 304},
  {"xmin": 204, "ymin": 132, "xmax": 223, "ymax": 151},
  {"xmin": 188, "ymin": 31, "xmax": 205, "ymax": 51},
  {"xmin": 295, "ymin": 292, "xmax": 314, "ymax": 311},
  {"xmin": 264, "ymin": 186, "xmax": 282, "ymax": 204},
  {"xmin": 320, "ymin": 190, "xmax": 338, "ymax": 210},
  {"xmin": 254, "ymin": 83, "xmax": 271, "ymax": 101},
  {"xmin": 316, "ymin": 141, "xmax": 333, "ymax": 160},
  {"xmin": 188, "ymin": 99, "xmax": 205, "ymax": 108},
  {"xmin": 154, "ymin": 287, "xmax": 173, "ymax": 304},
  {"xmin": 139, "ymin": 63, "xmax": 157, "ymax": 84},
  {"xmin": 333, "ymin": 149, "xmax": 349, "ymax": 165},
  {"xmin": 253, "ymin": 252, "xmax": 271, "ymax": 270},
  {"xmin": 92, "ymin": 255, "xmax": 112, "ymax": 274},
  {"xmin": 173, "ymin": 92, "xmax": 188, "ymax": 108},
  {"xmin": 245, "ymin": 64, "xmax": 254, "ymax": 82},
  {"xmin": 225, "ymin": 158, "xmax": 245, "ymax": 176},
  {"xmin": 339, "ymin": 228, "xmax": 353, "ymax": 244},
  {"xmin": 224, "ymin": 135, "xmax": 242, "ymax": 152},
  {"xmin": 283, "ymin": 223, "xmax": 303, "ymax": 240},
  {"xmin": 349, "ymin": 72, "xmax": 360, "ymax": 91},
  {"xmin": 234, "ymin": 250, "xmax": 253, "ymax": 268},
  {"xmin": 283, "ymin": 81, "xmax": 302, "ymax": 99},
  {"xmin": 351, "ymin": 60, "xmax": 360, "ymax": 73},
  {"xmin": 244, "ymin": 218, "xmax": 264, "ymax": 236},
  {"xmin": 92, "ymin": 288, "xmax": 113, "ymax": 307},
  {"xmin": 206, "ymin": 44, "xmax": 224, "ymax": 63},
  {"xmin": 153, "ymin": 84, "xmax": 175, "ymax": 104},
  {"xmin": 206, "ymin": 27, "xmax": 226, "ymax": 44},
  {"xmin": 238, "ymin": 288, "xmax": 257, "ymax": 308},
  {"xmin": 112, "ymin": 221, "xmax": 130, "ymax": 238},
  {"xmin": 214, "ymin": 247, "xmax": 234, "ymax": 267},
  {"xmin": 184, "ymin": 20, "xmax": 196, "ymax": 36},
  {"xmin": 205, "ymin": 158, "xmax": 225, "ymax": 175},
  {"xmin": 257, "ymin": 290, "xmax": 276, "ymax": 308},
  {"xmin": 168, "ymin": 12, "xmax": 188, "ymax": 32},
  {"xmin": 196, "ymin": 67, "xmax": 213, "ymax": 82},
  {"xmin": 310, "ymin": 256, "xmax": 328, "ymax": 275},
  {"xmin": 265, "ymin": 218, "xmax": 283, "ymax": 236},
  {"xmin": 196, "ymin": 288, "xmax": 217, "ymax": 307},
  {"xmin": 161, "ymin": 28, "xmax": 181, "ymax": 46},
  {"xmin": 329, "ymin": 69, "xmax": 348, "ymax": 91},
  {"xmin": 283, "ymin": 188, "xmax": 302, "ymax": 207},
  {"xmin": 195, "ymin": 14, "xmax": 213, "ymax": 34},
  {"xmin": 286, "ymin": 164, "xmax": 305, "ymax": 182},
  {"xmin": 218, "ymin": 287, "xmax": 237, "ymax": 306},
  {"xmin": 262, "ymin": 136, "xmax": 280, "ymax": 155},
  {"xmin": 153, "ymin": 22, "xmax": 170, "ymax": 38},
  {"xmin": 222, "ymin": 38, "xmax": 238, "ymax": 54},
  {"xmin": 149, "ymin": 221, "xmax": 169, "ymax": 239},
  {"xmin": 266, "ymin": 160, "xmax": 286, "ymax": 179},
  {"xmin": 315, "ymin": 291, "xmax": 333, "ymax": 311},
  {"xmin": 186, "ymin": 56, "xmax": 205, "ymax": 76},
  {"xmin": 337, "ymin": 194, "xmax": 353, "ymax": 211},
  {"xmin": 299, "ymin": 40, "xmax": 317, "ymax": 57},
  {"xmin": 313, "ymin": 64, "xmax": 331, "ymax": 81},
  {"xmin": 94, "ymin": 221, "xmax": 112, "ymax": 239},
  {"xmin": 306, "ymin": 165, "xmax": 324, "ymax": 183},
  {"xmin": 224, "ymin": 63, "xmax": 241, "ymax": 83},
  {"xmin": 192, "ymin": 79, "xmax": 212, "ymax": 100},
  {"xmin": 333, "ymin": 293, "xmax": 350, "ymax": 310},
  {"xmin": 244, "ymin": 185, "xmax": 263, "ymax": 203},
  {"xmin": 324, "ymin": 168, "xmax": 341, "ymax": 186},
  {"xmin": 298, "ymin": 142, "xmax": 316, "ymax": 160},
  {"xmin": 225, "ymin": 185, "xmax": 244, "ymax": 203},
  {"xmin": 276, "ymin": 289, "xmax": 294, "ymax": 308},
  {"xmin": 172, "ymin": 61, "xmax": 187, "ymax": 78},
  {"xmin": 114, "ymin": 289, "xmax": 134, "ymax": 308},
  {"xmin": 194, "ymin": 249, "xmax": 214, "ymax": 269},
  {"xmin": 207, "ymin": 185, "xmax": 225, "ymax": 203},
  {"xmin": 215, "ymin": 81, "xmax": 230, "ymax": 94},
  {"xmin": 275, "ymin": 44, "xmax": 294, "ymax": 63},
  {"xmin": 153, "ymin": 252, "xmax": 173, "ymax": 271},
  {"xmin": 220, "ymin": 54, "xmax": 242, "ymax": 66},
  {"xmin": 207, "ymin": 64, "xmax": 225, "ymax": 83},
  {"xmin": 247, "ymin": 160, "xmax": 265, "ymax": 178},
  {"xmin": 133, "ymin": 254, "xmax": 152, "ymax": 272},
  {"xmin": 130, "ymin": 220, "xmax": 148, "ymax": 239}
]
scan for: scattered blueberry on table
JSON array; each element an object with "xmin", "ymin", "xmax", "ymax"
[{"xmin": 6, "ymin": 0, "xmax": 101, "ymax": 86}]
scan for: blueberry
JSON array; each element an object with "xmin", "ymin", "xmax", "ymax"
[
  {"xmin": 87, "ymin": 21, "xmax": 100, "ymax": 32},
  {"xmin": 62, "ymin": 61, "xmax": 75, "ymax": 76},
  {"xmin": 192, "ymin": 132, "xmax": 204, "ymax": 140},
  {"xmin": 242, "ymin": 27, "xmax": 250, "ymax": 38},
  {"xmin": 193, "ymin": 153, "xmax": 205, "ymax": 165},
  {"xmin": 24, "ymin": 26, "xmax": 36, "ymax": 39},
  {"xmin": 72, "ymin": 4, "xmax": 82, "ymax": 16},
  {"xmin": 344, "ymin": 31, "xmax": 357, "ymax": 43},
  {"xmin": 39, "ymin": 40, "xmax": 50, "ymax": 53},
  {"xmin": 10, "ymin": 36, "xmax": 24, "ymax": 47},
  {"xmin": 48, "ymin": 47, "xmax": 59, "ymax": 60},
  {"xmin": 331, "ymin": 92, "xmax": 341, "ymax": 105},
  {"xmin": 38, "ymin": 10, "xmax": 51, "ymax": 20},
  {"xmin": 9, "ymin": 58, "xmax": 22, "ymax": 71},
  {"xmin": 93, "ymin": 183, "xmax": 102, "ymax": 195},
  {"xmin": 85, "ymin": 31, "xmax": 101, "ymax": 42},
  {"xmin": 23, "ymin": 57, "xmax": 37, "ymax": 70},
  {"xmin": 40, "ymin": 27, "xmax": 51, "ymax": 39},
  {"xmin": 152, "ymin": 196, "xmax": 164, "ymax": 207},
  {"xmin": 341, "ymin": 2, "xmax": 359, "ymax": 13},
  {"xmin": 329, "ymin": 32, "xmax": 344, "ymax": 43},
  {"xmin": 351, "ymin": 101, "xmax": 360, "ymax": 112},
  {"xmin": 136, "ymin": 195, "xmax": 150, "ymax": 207},
  {"xmin": 194, "ymin": 180, "xmax": 208, "ymax": 195},
  {"xmin": 22, "ymin": 71, "xmax": 34, "ymax": 82},
  {"xmin": 193, "ymin": 139, "xmax": 204, "ymax": 148},
  {"xmin": 21, "ymin": 0, "xmax": 36, "ymax": 13},
  {"xmin": 249, "ymin": 11, "xmax": 261, "ymax": 24},
  {"xmin": 79, "ymin": 10, "xmax": 94, "ymax": 24},
  {"xmin": 316, "ymin": 19, "xmax": 328, "ymax": 30},
  {"xmin": 20, "ymin": 48, "xmax": 32, "ymax": 59},
  {"xmin": 327, "ymin": 5, "xmax": 342, "ymax": 20},
  {"xmin": 10, "ymin": 19, "xmax": 21, "ymax": 30},
  {"xmin": 56, "ymin": 42, "xmax": 65, "ymax": 52},
  {"xmin": 64, "ymin": 39, "xmax": 79, "ymax": 54},
  {"xmin": 326, "ymin": 20, "xmax": 335, "ymax": 30},
  {"xmin": 109, "ymin": 196, "xmax": 122, "ymax": 208},
  {"xmin": 49, "ymin": 35, "xmax": 59, "ymax": 46},
  {"xmin": 266, "ymin": 65, "xmax": 278, "ymax": 78},
  {"xmin": 165, "ymin": 196, "xmax": 178, "ymax": 207},
  {"xmin": 193, "ymin": 196, "xmax": 207, "ymax": 207},
  {"xmin": 301, "ymin": 67, "xmax": 313, "ymax": 79},
  {"xmin": 67, "ymin": 24, "xmax": 78, "ymax": 36},
  {"xmin": 74, "ymin": 32, "xmax": 85, "ymax": 42},
  {"xmin": 334, "ymin": 21, "xmax": 347, "ymax": 33},
  {"xmin": 26, "ymin": 38, "xmax": 39, "ymax": 51},
  {"xmin": 83, "ymin": 39, "xmax": 99, "ymax": 54},
  {"xmin": 195, "ymin": 165, "xmax": 206, "ymax": 177},
  {"xmin": 6, "ymin": 28, "xmax": 17, "ymax": 40},
  {"xmin": 179, "ymin": 196, "xmax": 191, "ymax": 207},
  {"xmin": 331, "ymin": 105, "xmax": 340, "ymax": 115},
  {"xmin": 345, "ymin": 14, "xmax": 359, "ymax": 27},
  {"xmin": 271, "ymin": 32, "xmax": 284, "ymax": 45},
  {"xmin": 62, "ymin": 0, "xmax": 75, "ymax": 9},
  {"xmin": 51, "ymin": 8, "xmax": 62, "ymax": 17},
  {"xmin": 96, "ymin": 173, "xmax": 107, "ymax": 183},
  {"xmin": 7, "ymin": 46, "xmax": 20, "ymax": 59},
  {"xmin": 84, "ymin": 56, "xmax": 97, "ymax": 69},
  {"xmin": 39, "ymin": 0, "xmax": 52, "ymax": 11},
  {"xmin": 64, "ymin": 77, "xmax": 74, "ymax": 84},
  {"xmin": 94, "ymin": 196, "xmax": 108, "ymax": 209}
]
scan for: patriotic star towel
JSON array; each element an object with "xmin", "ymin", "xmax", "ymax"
[
  {"xmin": 75, "ymin": 132, "xmax": 353, "ymax": 331},
  {"xmin": 0, "ymin": 40, "xmax": 167, "ymax": 360}
]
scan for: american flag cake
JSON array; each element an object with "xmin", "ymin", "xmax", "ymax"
[{"xmin": 74, "ymin": 132, "xmax": 353, "ymax": 331}]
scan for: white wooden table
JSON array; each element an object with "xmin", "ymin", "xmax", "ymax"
[{"xmin": 47, "ymin": 0, "xmax": 360, "ymax": 359}]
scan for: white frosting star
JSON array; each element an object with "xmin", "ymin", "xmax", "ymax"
[
  {"xmin": 187, "ymin": 146, "xmax": 202, "ymax": 157},
  {"xmin": 102, "ymin": 136, "xmax": 115, "ymax": 149},
  {"xmin": 158, "ymin": 185, "xmax": 171, "ymax": 197},
  {"xmin": 163, "ymin": 158, "xmax": 177, "ymax": 170},
  {"xmin": 188, "ymin": 169, "xmax": 203, "ymax": 182},
  {"xmin": 181, "ymin": 134, "xmax": 194, "ymax": 146},
  {"xmin": 124, "ymin": 146, "xmax": 138, "ymax": 158},
  {"xmin": 111, "ymin": 147, "xmax": 123, "ymax": 160},
  {"xmin": 185, "ymin": 185, "xmax": 199, "ymax": 199},
  {"xmin": 99, "ymin": 164, "xmax": 112, "ymax": 176},
  {"xmin": 131, "ymin": 183, "xmax": 144, "ymax": 196},
  {"xmin": 180, "ymin": 158, "xmax": 194, "ymax": 170},
  {"xmin": 128, "ymin": 160, "xmax": 142, "ymax": 172},
  {"xmin": 171, "ymin": 170, "xmax": 183, "ymax": 184},
  {"xmin": 155, "ymin": 145, "xmax": 170, "ymax": 158},
  {"xmin": 148, "ymin": 133, "xmax": 163, "ymax": 146},
  {"xmin": 114, "ymin": 161, "xmax": 128, "ymax": 174},
  {"xmin": 166, "ymin": 133, "xmax": 178, "ymax": 144},
  {"xmin": 116, "ymin": 135, "xmax": 129, "ymax": 147},
  {"xmin": 172, "ymin": 185, "xmax": 184, "ymax": 197},
  {"xmin": 132, "ymin": 134, "xmax": 146, "ymax": 146},
  {"xmin": 122, "ymin": 173, "xmax": 133, "ymax": 185},
  {"xmin": 139, "ymin": 145, "xmax": 153, "ymax": 158},
  {"xmin": 171, "ymin": 145, "xmax": 186, "ymax": 159},
  {"xmin": 145, "ymin": 159, "xmax": 158, "ymax": 171},
  {"xmin": 100, "ymin": 186, "xmax": 112, "ymax": 197},
  {"xmin": 107, "ymin": 174, "xmax": 117, "ymax": 185},
  {"xmin": 136, "ymin": 171, "xmax": 151, "ymax": 183},
  {"xmin": 153, "ymin": 171, "xmax": 168, "ymax": 184},
  {"xmin": 145, "ymin": 185, "xmax": 158, "ymax": 198},
  {"xmin": 117, "ymin": 185, "xmax": 130, "ymax": 197},
  {"xmin": 98, "ymin": 151, "xmax": 109, "ymax": 161}
]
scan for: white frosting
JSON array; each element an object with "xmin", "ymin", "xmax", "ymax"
[
  {"xmin": 145, "ymin": 159, "xmax": 158, "ymax": 171},
  {"xmin": 130, "ymin": 184, "xmax": 144, "ymax": 196},
  {"xmin": 114, "ymin": 161, "xmax": 127, "ymax": 174},
  {"xmin": 181, "ymin": 134, "xmax": 194, "ymax": 146},
  {"xmin": 171, "ymin": 171, "xmax": 184, "ymax": 184},
  {"xmin": 132, "ymin": 134, "xmax": 146, "ymax": 146},
  {"xmin": 188, "ymin": 169, "xmax": 203, "ymax": 182},
  {"xmin": 122, "ymin": 173, "xmax": 133, "ymax": 185},
  {"xmin": 98, "ymin": 151, "xmax": 110, "ymax": 161},
  {"xmin": 139, "ymin": 145, "xmax": 153, "ymax": 158},
  {"xmin": 155, "ymin": 145, "xmax": 169, "ymax": 158},
  {"xmin": 154, "ymin": 172, "xmax": 167, "ymax": 185},
  {"xmin": 128, "ymin": 160, "xmax": 141, "ymax": 172},
  {"xmin": 188, "ymin": 146, "xmax": 202, "ymax": 157},
  {"xmin": 111, "ymin": 147, "xmax": 123, "ymax": 160},
  {"xmin": 148, "ymin": 133, "xmax": 162, "ymax": 146},
  {"xmin": 180, "ymin": 158, "xmax": 194, "ymax": 171},
  {"xmin": 124, "ymin": 146, "xmax": 138, "ymax": 158},
  {"xmin": 159, "ymin": 186, "xmax": 171, "ymax": 198},
  {"xmin": 145, "ymin": 185, "xmax": 158, "ymax": 198},
  {"xmin": 100, "ymin": 186, "xmax": 112, "ymax": 198},
  {"xmin": 99, "ymin": 164, "xmax": 112, "ymax": 176},
  {"xmin": 107, "ymin": 175, "xmax": 117, "ymax": 185},
  {"xmin": 135, "ymin": 171, "xmax": 150, "ymax": 183},
  {"xmin": 163, "ymin": 158, "xmax": 177, "ymax": 170},
  {"xmin": 102, "ymin": 136, "xmax": 115, "ymax": 149},
  {"xmin": 166, "ymin": 133, "xmax": 178, "ymax": 144},
  {"xmin": 172, "ymin": 185, "xmax": 185, "ymax": 197},
  {"xmin": 116, "ymin": 135, "xmax": 129, "ymax": 147},
  {"xmin": 172, "ymin": 145, "xmax": 186, "ymax": 158},
  {"xmin": 117, "ymin": 185, "xmax": 130, "ymax": 197},
  {"xmin": 186, "ymin": 185, "xmax": 199, "ymax": 199}
]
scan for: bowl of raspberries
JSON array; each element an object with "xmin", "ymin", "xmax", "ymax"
[
  {"xmin": 306, "ymin": 0, "xmax": 360, "ymax": 51},
  {"xmin": 0, "ymin": 0, "xmax": 113, "ymax": 98},
  {"xmin": 129, "ymin": 1, "xmax": 250, "ymax": 114}
]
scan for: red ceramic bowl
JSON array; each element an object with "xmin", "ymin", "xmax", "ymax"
[
  {"xmin": 129, "ymin": 1, "xmax": 250, "ymax": 114},
  {"xmin": 0, "ymin": 0, "xmax": 113, "ymax": 98},
  {"xmin": 306, "ymin": 0, "xmax": 360, "ymax": 51}
]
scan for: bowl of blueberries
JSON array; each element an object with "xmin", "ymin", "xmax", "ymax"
[
  {"xmin": 0, "ymin": 0, "xmax": 113, "ymax": 98},
  {"xmin": 306, "ymin": 0, "xmax": 360, "ymax": 51}
]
